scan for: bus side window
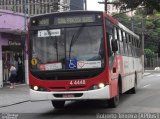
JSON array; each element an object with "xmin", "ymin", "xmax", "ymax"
[
  {"xmin": 106, "ymin": 33, "xmax": 112, "ymax": 57},
  {"xmin": 132, "ymin": 38, "xmax": 135, "ymax": 56},
  {"xmin": 127, "ymin": 35, "xmax": 132, "ymax": 56},
  {"xmin": 106, "ymin": 20, "xmax": 114, "ymax": 68},
  {"xmin": 129, "ymin": 35, "xmax": 133, "ymax": 56},
  {"xmin": 139, "ymin": 40, "xmax": 142, "ymax": 49},
  {"xmin": 137, "ymin": 40, "xmax": 140, "ymax": 57},
  {"xmin": 122, "ymin": 31, "xmax": 128, "ymax": 56},
  {"xmin": 134, "ymin": 39, "xmax": 138, "ymax": 57},
  {"xmin": 114, "ymin": 27, "xmax": 120, "ymax": 54},
  {"xmin": 106, "ymin": 20, "xmax": 114, "ymax": 57},
  {"xmin": 118, "ymin": 29, "xmax": 124, "ymax": 55}
]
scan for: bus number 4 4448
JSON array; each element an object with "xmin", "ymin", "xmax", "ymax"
[{"xmin": 70, "ymin": 80, "xmax": 86, "ymax": 85}]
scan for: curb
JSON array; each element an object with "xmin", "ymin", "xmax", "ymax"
[
  {"xmin": 143, "ymin": 73, "xmax": 151, "ymax": 77},
  {"xmin": 0, "ymin": 100, "xmax": 30, "ymax": 108},
  {"xmin": 0, "ymin": 84, "xmax": 30, "ymax": 108},
  {"xmin": 145, "ymin": 70, "xmax": 160, "ymax": 73},
  {"xmin": 2, "ymin": 84, "xmax": 28, "ymax": 89}
]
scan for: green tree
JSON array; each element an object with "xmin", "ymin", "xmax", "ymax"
[
  {"xmin": 144, "ymin": 49, "xmax": 154, "ymax": 58},
  {"xmin": 112, "ymin": 12, "xmax": 130, "ymax": 27},
  {"xmin": 117, "ymin": 0, "xmax": 160, "ymax": 14},
  {"xmin": 112, "ymin": 7, "xmax": 160, "ymax": 54}
]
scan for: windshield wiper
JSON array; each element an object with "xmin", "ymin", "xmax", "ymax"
[{"xmin": 68, "ymin": 24, "xmax": 85, "ymax": 59}]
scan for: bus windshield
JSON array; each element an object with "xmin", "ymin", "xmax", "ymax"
[{"xmin": 30, "ymin": 25, "xmax": 105, "ymax": 71}]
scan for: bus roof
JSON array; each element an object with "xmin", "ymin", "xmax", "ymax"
[
  {"xmin": 104, "ymin": 13, "xmax": 139, "ymax": 39},
  {"xmin": 30, "ymin": 10, "xmax": 103, "ymax": 18}
]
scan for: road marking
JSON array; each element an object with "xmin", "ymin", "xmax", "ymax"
[
  {"xmin": 143, "ymin": 84, "xmax": 150, "ymax": 88},
  {"xmin": 146, "ymin": 75, "xmax": 154, "ymax": 77}
]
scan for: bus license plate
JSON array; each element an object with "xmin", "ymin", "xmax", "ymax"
[{"xmin": 63, "ymin": 94, "xmax": 74, "ymax": 98}]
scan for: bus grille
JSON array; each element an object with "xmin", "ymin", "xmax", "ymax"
[
  {"xmin": 49, "ymin": 86, "xmax": 86, "ymax": 91},
  {"xmin": 54, "ymin": 93, "xmax": 83, "ymax": 98}
]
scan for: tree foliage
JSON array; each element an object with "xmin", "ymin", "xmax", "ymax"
[
  {"xmin": 112, "ymin": 1, "xmax": 160, "ymax": 58},
  {"xmin": 112, "ymin": 9, "xmax": 160, "ymax": 54},
  {"xmin": 144, "ymin": 49, "xmax": 154, "ymax": 58},
  {"xmin": 117, "ymin": 0, "xmax": 160, "ymax": 13},
  {"xmin": 112, "ymin": 13, "xmax": 130, "ymax": 27}
]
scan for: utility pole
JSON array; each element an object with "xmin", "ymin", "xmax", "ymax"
[
  {"xmin": 141, "ymin": 17, "xmax": 145, "ymax": 73},
  {"xmin": 99, "ymin": 0, "xmax": 120, "ymax": 13},
  {"xmin": 131, "ymin": 10, "xmax": 134, "ymax": 32},
  {"xmin": 23, "ymin": 0, "xmax": 27, "ymax": 31},
  {"xmin": 105, "ymin": 0, "xmax": 107, "ymax": 12},
  {"xmin": 131, "ymin": 17, "xmax": 134, "ymax": 32},
  {"xmin": 84, "ymin": 0, "xmax": 87, "ymax": 10},
  {"xmin": 98, "ymin": 0, "xmax": 108, "ymax": 12},
  {"xmin": 23, "ymin": 0, "xmax": 29, "ymax": 84}
]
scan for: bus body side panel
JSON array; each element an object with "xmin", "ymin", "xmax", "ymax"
[
  {"xmin": 121, "ymin": 56, "xmax": 135, "ymax": 93},
  {"xmin": 109, "ymin": 55, "xmax": 119, "ymax": 98},
  {"xmin": 109, "ymin": 54, "xmax": 142, "ymax": 95},
  {"xmin": 133, "ymin": 57, "xmax": 143, "ymax": 84},
  {"xmin": 103, "ymin": 13, "xmax": 119, "ymax": 99},
  {"xmin": 120, "ymin": 56, "xmax": 143, "ymax": 93}
]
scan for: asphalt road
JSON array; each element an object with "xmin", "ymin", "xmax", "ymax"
[{"xmin": 1, "ymin": 73, "xmax": 160, "ymax": 119}]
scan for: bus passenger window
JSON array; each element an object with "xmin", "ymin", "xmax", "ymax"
[
  {"xmin": 128, "ymin": 35, "xmax": 132, "ymax": 56},
  {"xmin": 118, "ymin": 29, "xmax": 124, "ymax": 55},
  {"xmin": 122, "ymin": 31, "xmax": 128, "ymax": 56},
  {"xmin": 106, "ymin": 33, "xmax": 113, "ymax": 57},
  {"xmin": 114, "ymin": 27, "xmax": 120, "ymax": 54},
  {"xmin": 106, "ymin": 20, "xmax": 114, "ymax": 68}
]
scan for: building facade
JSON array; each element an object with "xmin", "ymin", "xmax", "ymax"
[
  {"xmin": 70, "ymin": 0, "xmax": 84, "ymax": 10},
  {"xmin": 0, "ymin": 0, "xmax": 84, "ymax": 16},
  {"xmin": 106, "ymin": 0, "xmax": 134, "ymax": 16},
  {"xmin": 0, "ymin": 0, "xmax": 60, "ymax": 15},
  {"xmin": 0, "ymin": 9, "xmax": 27, "ymax": 88},
  {"xmin": 107, "ymin": 0, "xmax": 120, "ymax": 15}
]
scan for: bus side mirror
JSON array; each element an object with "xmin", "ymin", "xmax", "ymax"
[{"xmin": 111, "ymin": 40, "xmax": 118, "ymax": 53}]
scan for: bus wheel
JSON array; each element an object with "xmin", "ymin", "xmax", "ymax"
[
  {"xmin": 51, "ymin": 100, "xmax": 65, "ymax": 109},
  {"xmin": 108, "ymin": 85, "xmax": 119, "ymax": 108}
]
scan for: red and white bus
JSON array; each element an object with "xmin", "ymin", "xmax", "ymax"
[{"xmin": 28, "ymin": 11, "xmax": 143, "ymax": 108}]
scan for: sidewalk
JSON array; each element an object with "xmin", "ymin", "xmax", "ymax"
[
  {"xmin": 145, "ymin": 70, "xmax": 160, "ymax": 73},
  {"xmin": 0, "ymin": 84, "xmax": 30, "ymax": 108}
]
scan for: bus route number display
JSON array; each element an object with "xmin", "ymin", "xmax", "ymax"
[
  {"xmin": 55, "ymin": 15, "xmax": 95, "ymax": 25},
  {"xmin": 38, "ymin": 18, "xmax": 49, "ymax": 26}
]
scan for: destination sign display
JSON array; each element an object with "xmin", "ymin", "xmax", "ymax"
[
  {"xmin": 38, "ymin": 18, "xmax": 49, "ymax": 26},
  {"xmin": 54, "ymin": 15, "xmax": 96, "ymax": 25},
  {"xmin": 32, "ymin": 18, "xmax": 50, "ymax": 26},
  {"xmin": 31, "ymin": 14, "xmax": 102, "ymax": 27}
]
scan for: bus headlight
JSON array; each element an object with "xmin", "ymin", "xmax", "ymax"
[
  {"xmin": 98, "ymin": 83, "xmax": 105, "ymax": 88},
  {"xmin": 33, "ymin": 86, "xmax": 38, "ymax": 91},
  {"xmin": 31, "ymin": 86, "xmax": 47, "ymax": 91},
  {"xmin": 89, "ymin": 83, "xmax": 106, "ymax": 90}
]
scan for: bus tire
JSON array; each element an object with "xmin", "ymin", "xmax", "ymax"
[
  {"xmin": 51, "ymin": 100, "xmax": 65, "ymax": 109},
  {"xmin": 108, "ymin": 84, "xmax": 119, "ymax": 108}
]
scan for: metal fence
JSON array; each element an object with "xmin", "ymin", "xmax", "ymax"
[{"xmin": 144, "ymin": 53, "xmax": 160, "ymax": 70}]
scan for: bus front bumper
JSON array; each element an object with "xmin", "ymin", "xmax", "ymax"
[{"xmin": 30, "ymin": 85, "xmax": 110, "ymax": 101}]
